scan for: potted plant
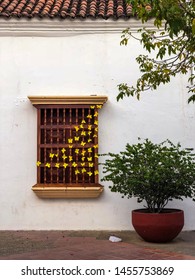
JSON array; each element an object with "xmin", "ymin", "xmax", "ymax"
[{"xmin": 101, "ymin": 138, "xmax": 195, "ymax": 243}]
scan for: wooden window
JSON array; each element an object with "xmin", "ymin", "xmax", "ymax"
[{"xmin": 28, "ymin": 96, "xmax": 107, "ymax": 198}]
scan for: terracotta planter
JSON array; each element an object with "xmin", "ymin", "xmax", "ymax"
[{"xmin": 132, "ymin": 208, "xmax": 184, "ymax": 243}]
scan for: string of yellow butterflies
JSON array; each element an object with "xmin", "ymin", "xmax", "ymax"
[{"xmin": 36, "ymin": 104, "xmax": 102, "ymax": 176}]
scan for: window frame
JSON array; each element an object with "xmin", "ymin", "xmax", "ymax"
[{"xmin": 28, "ymin": 95, "xmax": 108, "ymax": 198}]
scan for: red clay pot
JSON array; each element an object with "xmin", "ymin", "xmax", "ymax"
[{"xmin": 132, "ymin": 208, "xmax": 184, "ymax": 243}]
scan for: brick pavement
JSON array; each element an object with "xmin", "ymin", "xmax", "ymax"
[{"xmin": 0, "ymin": 231, "xmax": 195, "ymax": 260}]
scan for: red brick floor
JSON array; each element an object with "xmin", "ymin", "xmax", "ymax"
[{"xmin": 0, "ymin": 231, "xmax": 195, "ymax": 260}]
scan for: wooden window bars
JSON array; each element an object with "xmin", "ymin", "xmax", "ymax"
[{"xmin": 28, "ymin": 96, "xmax": 108, "ymax": 198}]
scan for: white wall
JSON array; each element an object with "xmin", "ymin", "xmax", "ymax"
[{"xmin": 0, "ymin": 21, "xmax": 195, "ymax": 230}]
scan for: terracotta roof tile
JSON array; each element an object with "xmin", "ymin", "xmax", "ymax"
[{"xmin": 0, "ymin": 0, "xmax": 133, "ymax": 19}]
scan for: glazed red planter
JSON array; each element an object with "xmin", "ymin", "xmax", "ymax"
[{"xmin": 132, "ymin": 208, "xmax": 184, "ymax": 243}]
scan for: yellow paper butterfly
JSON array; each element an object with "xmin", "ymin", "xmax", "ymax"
[
  {"xmin": 63, "ymin": 163, "xmax": 68, "ymax": 168},
  {"xmin": 81, "ymin": 120, "xmax": 86, "ymax": 124},
  {"xmin": 93, "ymin": 134, "xmax": 98, "ymax": 138},
  {"xmin": 96, "ymin": 105, "xmax": 102, "ymax": 109},
  {"xmin": 75, "ymin": 149, "xmax": 79, "ymax": 154},
  {"xmin": 87, "ymin": 114, "xmax": 92, "ymax": 119},
  {"xmin": 94, "ymin": 120, "xmax": 98, "ymax": 125},
  {"xmin": 81, "ymin": 150, "xmax": 86, "ymax": 156},
  {"xmin": 36, "ymin": 161, "xmax": 41, "ymax": 166},
  {"xmin": 45, "ymin": 163, "xmax": 51, "ymax": 168},
  {"xmin": 75, "ymin": 169, "xmax": 80, "ymax": 175},
  {"xmin": 94, "ymin": 112, "xmax": 98, "ymax": 117},
  {"xmin": 94, "ymin": 170, "xmax": 99, "ymax": 175},
  {"xmin": 74, "ymin": 126, "xmax": 79, "ymax": 131},
  {"xmin": 87, "ymin": 171, "xmax": 93, "ymax": 176},
  {"xmin": 81, "ymin": 168, "xmax": 86, "ymax": 173},
  {"xmin": 55, "ymin": 163, "xmax": 60, "ymax": 168},
  {"xmin": 87, "ymin": 157, "xmax": 92, "ymax": 161},
  {"xmin": 95, "ymin": 153, "xmax": 99, "ymax": 158},
  {"xmin": 93, "ymin": 144, "xmax": 98, "ymax": 148},
  {"xmin": 95, "ymin": 127, "xmax": 98, "ymax": 132},
  {"xmin": 69, "ymin": 145, "xmax": 73, "ymax": 149},
  {"xmin": 55, "ymin": 154, "xmax": 58, "ymax": 157},
  {"xmin": 81, "ymin": 141, "xmax": 86, "ymax": 146},
  {"xmin": 62, "ymin": 154, "xmax": 67, "ymax": 160},
  {"xmin": 90, "ymin": 106, "xmax": 95, "ymax": 109},
  {"xmin": 69, "ymin": 156, "xmax": 73, "ymax": 161},
  {"xmin": 81, "ymin": 131, "xmax": 86, "ymax": 136},
  {"xmin": 88, "ymin": 131, "xmax": 92, "ymax": 135},
  {"xmin": 81, "ymin": 162, "xmax": 85, "ymax": 166},
  {"xmin": 80, "ymin": 124, "xmax": 84, "ymax": 129},
  {"xmin": 88, "ymin": 139, "xmax": 92, "ymax": 143},
  {"xmin": 74, "ymin": 136, "xmax": 80, "ymax": 141},
  {"xmin": 89, "ymin": 163, "xmax": 94, "ymax": 167},
  {"xmin": 49, "ymin": 153, "xmax": 54, "ymax": 158},
  {"xmin": 68, "ymin": 138, "xmax": 73, "ymax": 143},
  {"xmin": 72, "ymin": 162, "xmax": 77, "ymax": 168},
  {"xmin": 88, "ymin": 125, "xmax": 92, "ymax": 130},
  {"xmin": 88, "ymin": 148, "xmax": 92, "ymax": 153},
  {"xmin": 61, "ymin": 148, "xmax": 66, "ymax": 154},
  {"xmin": 81, "ymin": 157, "xmax": 85, "ymax": 161}
]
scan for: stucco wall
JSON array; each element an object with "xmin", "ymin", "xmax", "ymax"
[{"xmin": 0, "ymin": 21, "xmax": 195, "ymax": 230}]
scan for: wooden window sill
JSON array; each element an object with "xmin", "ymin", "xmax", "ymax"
[{"xmin": 32, "ymin": 183, "xmax": 104, "ymax": 198}]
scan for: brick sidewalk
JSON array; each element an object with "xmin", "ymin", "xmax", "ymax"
[{"xmin": 0, "ymin": 231, "xmax": 195, "ymax": 260}]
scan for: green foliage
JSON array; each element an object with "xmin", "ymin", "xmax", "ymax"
[
  {"xmin": 118, "ymin": 0, "xmax": 195, "ymax": 103},
  {"xmin": 101, "ymin": 139, "xmax": 195, "ymax": 213}
]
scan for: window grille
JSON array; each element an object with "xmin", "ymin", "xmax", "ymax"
[{"xmin": 28, "ymin": 96, "xmax": 107, "ymax": 198}]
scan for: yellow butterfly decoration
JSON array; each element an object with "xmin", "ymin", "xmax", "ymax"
[
  {"xmin": 81, "ymin": 141, "xmax": 86, "ymax": 146},
  {"xmin": 45, "ymin": 163, "xmax": 51, "ymax": 168},
  {"xmin": 94, "ymin": 153, "xmax": 99, "ymax": 158},
  {"xmin": 49, "ymin": 153, "xmax": 54, "ymax": 158},
  {"xmin": 81, "ymin": 168, "xmax": 86, "ymax": 173},
  {"xmin": 94, "ymin": 120, "xmax": 98, "ymax": 125},
  {"xmin": 69, "ymin": 156, "xmax": 73, "ymax": 161},
  {"xmin": 81, "ymin": 131, "xmax": 86, "ymax": 136},
  {"xmin": 89, "ymin": 163, "xmax": 94, "ymax": 167},
  {"xmin": 81, "ymin": 149, "xmax": 86, "ymax": 155},
  {"xmin": 63, "ymin": 163, "xmax": 68, "ymax": 168},
  {"xmin": 88, "ymin": 131, "xmax": 92, "ymax": 136},
  {"xmin": 96, "ymin": 105, "xmax": 102, "ymax": 109},
  {"xmin": 72, "ymin": 162, "xmax": 77, "ymax": 168},
  {"xmin": 87, "ymin": 157, "xmax": 92, "ymax": 161},
  {"xmin": 81, "ymin": 120, "xmax": 86, "ymax": 124},
  {"xmin": 55, "ymin": 154, "xmax": 58, "ymax": 157},
  {"xmin": 94, "ymin": 112, "xmax": 98, "ymax": 117},
  {"xmin": 87, "ymin": 171, "xmax": 93, "ymax": 176},
  {"xmin": 88, "ymin": 138, "xmax": 92, "ymax": 143},
  {"xmin": 95, "ymin": 127, "xmax": 98, "ymax": 132},
  {"xmin": 68, "ymin": 138, "xmax": 73, "ymax": 143},
  {"xmin": 75, "ymin": 169, "xmax": 80, "ymax": 175},
  {"xmin": 75, "ymin": 149, "xmax": 79, "ymax": 154},
  {"xmin": 88, "ymin": 125, "xmax": 92, "ymax": 130},
  {"xmin": 69, "ymin": 145, "xmax": 73, "ymax": 149},
  {"xmin": 93, "ymin": 144, "xmax": 98, "ymax": 148},
  {"xmin": 93, "ymin": 134, "xmax": 98, "ymax": 138},
  {"xmin": 62, "ymin": 154, "xmax": 67, "ymax": 160},
  {"xmin": 87, "ymin": 114, "xmax": 92, "ymax": 119},
  {"xmin": 81, "ymin": 157, "xmax": 85, "ymax": 161},
  {"xmin": 74, "ymin": 126, "xmax": 79, "ymax": 131},
  {"xmin": 80, "ymin": 124, "xmax": 84, "ymax": 129},
  {"xmin": 88, "ymin": 148, "xmax": 92, "ymax": 153},
  {"xmin": 61, "ymin": 148, "xmax": 66, "ymax": 153},
  {"xmin": 94, "ymin": 170, "xmax": 99, "ymax": 175},
  {"xmin": 74, "ymin": 136, "xmax": 80, "ymax": 141},
  {"xmin": 81, "ymin": 162, "xmax": 85, "ymax": 166},
  {"xmin": 55, "ymin": 163, "xmax": 60, "ymax": 168},
  {"xmin": 36, "ymin": 161, "xmax": 41, "ymax": 166},
  {"xmin": 90, "ymin": 106, "xmax": 95, "ymax": 109}
]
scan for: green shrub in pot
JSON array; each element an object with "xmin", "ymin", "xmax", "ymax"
[{"xmin": 101, "ymin": 139, "xmax": 195, "ymax": 213}]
